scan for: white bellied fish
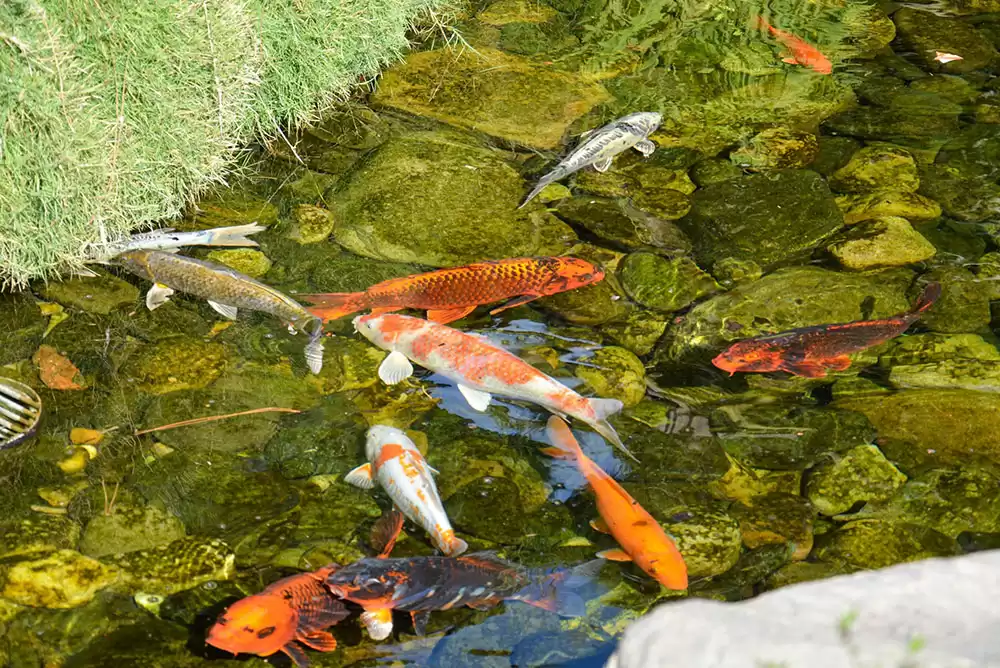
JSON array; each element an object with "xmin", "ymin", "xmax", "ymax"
[
  {"xmin": 353, "ymin": 314, "xmax": 632, "ymax": 459},
  {"xmin": 345, "ymin": 425, "xmax": 467, "ymax": 557},
  {"xmin": 519, "ymin": 112, "xmax": 662, "ymax": 208},
  {"xmin": 118, "ymin": 250, "xmax": 324, "ymax": 374},
  {"xmin": 85, "ymin": 223, "xmax": 265, "ymax": 262}
]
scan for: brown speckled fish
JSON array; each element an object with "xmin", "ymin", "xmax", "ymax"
[{"xmin": 299, "ymin": 257, "xmax": 604, "ymax": 324}]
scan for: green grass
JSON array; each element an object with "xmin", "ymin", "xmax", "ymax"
[{"xmin": 0, "ymin": 0, "xmax": 449, "ymax": 288}]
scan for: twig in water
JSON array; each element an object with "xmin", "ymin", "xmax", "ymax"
[{"xmin": 133, "ymin": 407, "xmax": 301, "ymax": 436}]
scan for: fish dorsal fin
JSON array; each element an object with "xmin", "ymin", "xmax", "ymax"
[
  {"xmin": 207, "ymin": 300, "xmax": 238, "ymax": 320},
  {"xmin": 457, "ymin": 384, "xmax": 492, "ymax": 412},
  {"xmin": 145, "ymin": 284, "xmax": 175, "ymax": 311},
  {"xmin": 378, "ymin": 350, "xmax": 414, "ymax": 385}
]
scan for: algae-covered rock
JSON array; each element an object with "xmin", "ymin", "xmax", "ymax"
[
  {"xmin": 257, "ymin": 493, "xmax": 377, "ymax": 569},
  {"xmin": 536, "ymin": 279, "xmax": 631, "ymax": 325},
  {"xmin": 918, "ymin": 265, "xmax": 992, "ymax": 333},
  {"xmin": 854, "ymin": 468, "xmax": 1000, "ymax": 538},
  {"xmin": 728, "ymin": 128, "xmax": 818, "ymax": 171},
  {"xmin": 618, "ymin": 423, "xmax": 730, "ymax": 484},
  {"xmin": 805, "ymin": 445, "xmax": 907, "ymax": 516},
  {"xmin": 374, "ymin": 47, "xmax": 609, "ymax": 150},
  {"xmin": 711, "ymin": 404, "xmax": 875, "ymax": 470},
  {"xmin": 2, "ymin": 550, "xmax": 120, "ymax": 608},
  {"xmin": 711, "ymin": 258, "xmax": 762, "ymax": 287},
  {"xmin": 106, "ymin": 536, "xmax": 235, "ymax": 596},
  {"xmin": 731, "ymin": 493, "xmax": 814, "ymax": 561},
  {"xmin": 837, "ymin": 190, "xmax": 942, "ymax": 224},
  {"xmin": 814, "ymin": 519, "xmax": 959, "ymax": 570},
  {"xmin": 879, "ymin": 332, "xmax": 1000, "ymax": 367},
  {"xmin": 658, "ymin": 266, "xmax": 913, "ymax": 367},
  {"xmin": 554, "ymin": 197, "xmax": 692, "ymax": 251},
  {"xmin": 692, "ymin": 543, "xmax": 796, "ymax": 600},
  {"xmin": 811, "ymin": 136, "xmax": 861, "ymax": 177},
  {"xmin": 918, "ymin": 164, "xmax": 1000, "ymax": 223},
  {"xmin": 835, "ymin": 390, "xmax": 1000, "ymax": 468},
  {"xmin": 574, "ymin": 346, "xmax": 645, "ymax": 407},
  {"xmin": 689, "ymin": 158, "xmax": 743, "ymax": 186},
  {"xmin": 763, "ymin": 560, "xmax": 855, "ymax": 590},
  {"xmin": 79, "ymin": 503, "xmax": 185, "ymax": 559},
  {"xmin": 289, "ymin": 204, "xmax": 335, "ymax": 245},
  {"xmin": 37, "ymin": 273, "xmax": 139, "ymax": 315},
  {"xmin": 0, "ymin": 515, "xmax": 81, "ymax": 559},
  {"xmin": 708, "ymin": 460, "xmax": 803, "ymax": 505},
  {"xmin": 678, "ymin": 170, "xmax": 843, "ymax": 268},
  {"xmin": 618, "ymin": 252, "xmax": 718, "ymax": 313},
  {"xmin": 827, "ymin": 216, "xmax": 936, "ymax": 270},
  {"xmin": 889, "ymin": 358, "xmax": 1000, "ymax": 393},
  {"xmin": 976, "ymin": 252, "xmax": 1000, "ymax": 300},
  {"xmin": 893, "ymin": 8, "xmax": 998, "ymax": 73},
  {"xmin": 600, "ymin": 310, "xmax": 668, "ymax": 357},
  {"xmin": 284, "ymin": 169, "xmax": 339, "ymax": 203},
  {"xmin": 630, "ymin": 187, "xmax": 692, "ymax": 222},
  {"xmin": 204, "ymin": 249, "xmax": 272, "ymax": 278},
  {"xmin": 263, "ymin": 394, "xmax": 367, "ymax": 480},
  {"xmin": 478, "ymin": 0, "xmax": 559, "ymax": 25},
  {"xmin": 829, "ymin": 145, "xmax": 919, "ymax": 193},
  {"xmin": 122, "ymin": 338, "xmax": 227, "ymax": 395},
  {"xmin": 307, "ymin": 335, "xmax": 385, "ymax": 396},
  {"xmin": 332, "ymin": 130, "xmax": 576, "ymax": 266}
]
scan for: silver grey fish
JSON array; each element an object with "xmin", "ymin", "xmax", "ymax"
[
  {"xmin": 0, "ymin": 378, "xmax": 41, "ymax": 450},
  {"xmin": 118, "ymin": 250, "xmax": 324, "ymax": 374},
  {"xmin": 85, "ymin": 223, "xmax": 265, "ymax": 263},
  {"xmin": 519, "ymin": 111, "xmax": 663, "ymax": 208}
]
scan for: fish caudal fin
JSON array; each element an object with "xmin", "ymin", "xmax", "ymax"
[
  {"xmin": 585, "ymin": 398, "xmax": 637, "ymax": 462},
  {"xmin": 518, "ymin": 171, "xmax": 562, "ymax": 209},
  {"xmin": 205, "ymin": 223, "xmax": 266, "ymax": 247},
  {"xmin": 300, "ymin": 292, "xmax": 367, "ymax": 322},
  {"xmin": 444, "ymin": 534, "xmax": 468, "ymax": 557},
  {"xmin": 913, "ymin": 282, "xmax": 943, "ymax": 315},
  {"xmin": 752, "ymin": 14, "xmax": 771, "ymax": 31}
]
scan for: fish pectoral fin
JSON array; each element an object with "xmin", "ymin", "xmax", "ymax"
[
  {"xmin": 489, "ymin": 294, "xmax": 541, "ymax": 315},
  {"xmin": 596, "ymin": 548, "xmax": 633, "ymax": 562},
  {"xmin": 426, "ymin": 305, "xmax": 477, "ymax": 324},
  {"xmin": 299, "ymin": 630, "xmax": 338, "ymax": 652},
  {"xmin": 590, "ymin": 517, "xmax": 611, "ymax": 534},
  {"xmin": 827, "ymin": 355, "xmax": 853, "ymax": 371},
  {"xmin": 371, "ymin": 508, "xmax": 405, "ymax": 558},
  {"xmin": 410, "ymin": 611, "xmax": 431, "ymax": 636},
  {"xmin": 781, "ymin": 55, "xmax": 799, "ymax": 64},
  {"xmin": 145, "ymin": 284, "xmax": 175, "ymax": 311},
  {"xmin": 457, "ymin": 384, "xmax": 492, "ymax": 412},
  {"xmin": 280, "ymin": 641, "xmax": 309, "ymax": 667},
  {"xmin": 592, "ymin": 157, "xmax": 613, "ymax": 173},
  {"xmin": 633, "ymin": 139, "xmax": 656, "ymax": 157},
  {"xmin": 304, "ymin": 337, "xmax": 325, "ymax": 375},
  {"xmin": 378, "ymin": 350, "xmax": 414, "ymax": 385},
  {"xmin": 344, "ymin": 463, "xmax": 375, "ymax": 489},
  {"xmin": 207, "ymin": 300, "xmax": 239, "ymax": 320},
  {"xmin": 360, "ymin": 609, "xmax": 394, "ymax": 641},
  {"xmin": 540, "ymin": 446, "xmax": 574, "ymax": 460}
]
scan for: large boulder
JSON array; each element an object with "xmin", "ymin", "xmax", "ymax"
[
  {"xmin": 893, "ymin": 8, "xmax": 997, "ymax": 73},
  {"xmin": 331, "ymin": 130, "xmax": 576, "ymax": 266}
]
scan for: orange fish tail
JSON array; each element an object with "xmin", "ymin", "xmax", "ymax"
[
  {"xmin": 300, "ymin": 292, "xmax": 367, "ymax": 322},
  {"xmin": 913, "ymin": 282, "xmax": 942, "ymax": 315},
  {"xmin": 752, "ymin": 14, "xmax": 771, "ymax": 32},
  {"xmin": 544, "ymin": 416, "xmax": 585, "ymax": 460}
]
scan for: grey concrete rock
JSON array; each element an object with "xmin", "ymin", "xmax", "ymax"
[{"xmin": 607, "ymin": 551, "xmax": 1000, "ymax": 668}]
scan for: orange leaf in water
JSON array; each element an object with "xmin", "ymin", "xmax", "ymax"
[{"xmin": 33, "ymin": 345, "xmax": 86, "ymax": 390}]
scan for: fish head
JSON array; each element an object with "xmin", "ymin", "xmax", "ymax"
[
  {"xmin": 711, "ymin": 341, "xmax": 783, "ymax": 375},
  {"xmin": 353, "ymin": 313, "xmax": 425, "ymax": 348},
  {"xmin": 206, "ymin": 594, "xmax": 297, "ymax": 657},
  {"xmin": 325, "ymin": 560, "xmax": 406, "ymax": 603},
  {"xmin": 618, "ymin": 111, "xmax": 663, "ymax": 136},
  {"xmin": 365, "ymin": 424, "xmax": 413, "ymax": 462},
  {"xmin": 542, "ymin": 257, "xmax": 605, "ymax": 294}
]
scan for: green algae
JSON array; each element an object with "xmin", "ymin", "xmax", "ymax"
[
  {"xmin": 288, "ymin": 204, "xmax": 336, "ymax": 245},
  {"xmin": 106, "ymin": 536, "xmax": 234, "ymax": 596},
  {"xmin": 814, "ymin": 519, "xmax": 960, "ymax": 570},
  {"xmin": 204, "ymin": 249, "xmax": 273, "ymax": 278},
  {"xmin": 827, "ymin": 216, "xmax": 937, "ymax": 270},
  {"xmin": 79, "ymin": 502, "xmax": 185, "ymax": 559},
  {"xmin": 122, "ymin": 338, "xmax": 228, "ymax": 395},
  {"xmin": 574, "ymin": 346, "xmax": 646, "ymax": 407},
  {"xmin": 37, "ymin": 273, "xmax": 140, "ymax": 316},
  {"xmin": 806, "ymin": 445, "xmax": 907, "ymax": 517},
  {"xmin": 729, "ymin": 128, "xmax": 818, "ymax": 171},
  {"xmin": 618, "ymin": 252, "xmax": 719, "ymax": 313}
]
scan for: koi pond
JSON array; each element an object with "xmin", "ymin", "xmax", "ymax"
[{"xmin": 3, "ymin": 0, "xmax": 1000, "ymax": 666}]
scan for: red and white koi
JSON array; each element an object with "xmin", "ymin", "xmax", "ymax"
[
  {"xmin": 345, "ymin": 426, "xmax": 467, "ymax": 557},
  {"xmin": 353, "ymin": 314, "xmax": 631, "ymax": 459}
]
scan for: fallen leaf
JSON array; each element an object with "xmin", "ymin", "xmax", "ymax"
[
  {"xmin": 70, "ymin": 428, "xmax": 104, "ymax": 446},
  {"xmin": 33, "ymin": 345, "xmax": 86, "ymax": 390},
  {"xmin": 37, "ymin": 301, "xmax": 70, "ymax": 338}
]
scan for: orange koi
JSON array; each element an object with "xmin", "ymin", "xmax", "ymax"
[
  {"xmin": 543, "ymin": 416, "xmax": 688, "ymax": 590},
  {"xmin": 299, "ymin": 257, "xmax": 604, "ymax": 324},
  {"xmin": 754, "ymin": 16, "xmax": 832, "ymax": 75},
  {"xmin": 712, "ymin": 282, "xmax": 942, "ymax": 378},
  {"xmin": 206, "ymin": 566, "xmax": 347, "ymax": 667}
]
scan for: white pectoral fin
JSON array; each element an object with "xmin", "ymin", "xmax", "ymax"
[
  {"xmin": 589, "ymin": 397, "xmax": 624, "ymax": 420},
  {"xmin": 592, "ymin": 157, "xmax": 613, "ymax": 173},
  {"xmin": 634, "ymin": 139, "xmax": 656, "ymax": 156},
  {"xmin": 344, "ymin": 463, "xmax": 375, "ymax": 489},
  {"xmin": 378, "ymin": 350, "xmax": 414, "ymax": 385},
  {"xmin": 207, "ymin": 300, "xmax": 238, "ymax": 320},
  {"xmin": 146, "ymin": 284, "xmax": 175, "ymax": 311},
  {"xmin": 360, "ymin": 609, "xmax": 394, "ymax": 641},
  {"xmin": 457, "ymin": 384, "xmax": 492, "ymax": 412},
  {"xmin": 304, "ymin": 337, "xmax": 324, "ymax": 374}
]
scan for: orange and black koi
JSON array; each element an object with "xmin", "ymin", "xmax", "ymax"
[
  {"xmin": 712, "ymin": 282, "xmax": 942, "ymax": 378},
  {"xmin": 299, "ymin": 257, "xmax": 604, "ymax": 324},
  {"xmin": 206, "ymin": 566, "xmax": 347, "ymax": 667}
]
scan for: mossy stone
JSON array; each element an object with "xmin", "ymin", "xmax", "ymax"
[
  {"xmin": 894, "ymin": 8, "xmax": 998, "ymax": 73},
  {"xmin": 79, "ymin": 503, "xmax": 185, "ymax": 559},
  {"xmin": 805, "ymin": 445, "xmax": 907, "ymax": 516},
  {"xmin": 306, "ymin": 335, "xmax": 385, "ymax": 396},
  {"xmin": 731, "ymin": 493, "xmax": 814, "ymax": 560},
  {"xmin": 0, "ymin": 515, "xmax": 81, "ymax": 559},
  {"xmin": 187, "ymin": 191, "xmax": 279, "ymax": 229},
  {"xmin": 829, "ymin": 145, "xmax": 919, "ymax": 193},
  {"xmin": 618, "ymin": 252, "xmax": 719, "ymax": 313},
  {"xmin": 709, "ymin": 462, "xmax": 803, "ymax": 505},
  {"xmin": 616, "ymin": 422, "xmax": 730, "ymax": 483},
  {"xmin": 536, "ymin": 279, "xmax": 632, "ymax": 325},
  {"xmin": 919, "ymin": 265, "xmax": 992, "ymax": 333},
  {"xmin": 837, "ymin": 190, "xmax": 942, "ymax": 225},
  {"xmin": 689, "ymin": 158, "xmax": 742, "ymax": 186},
  {"xmin": 630, "ymin": 188, "xmax": 692, "ymax": 222},
  {"xmin": 729, "ymin": 128, "xmax": 818, "ymax": 171},
  {"xmin": 106, "ymin": 536, "xmax": 235, "ymax": 596},
  {"xmin": 764, "ymin": 561, "xmax": 855, "ymax": 590},
  {"xmin": 554, "ymin": 197, "xmax": 692, "ymax": 252},
  {"xmin": 123, "ymin": 338, "xmax": 227, "ymax": 395},
  {"xmin": 37, "ymin": 274, "xmax": 139, "ymax": 315},
  {"xmin": 1, "ymin": 550, "xmax": 121, "ymax": 608},
  {"xmin": 574, "ymin": 346, "xmax": 645, "ymax": 407},
  {"xmin": 374, "ymin": 47, "xmax": 609, "ymax": 150},
  {"xmin": 599, "ymin": 310, "xmax": 668, "ymax": 356},
  {"xmin": 332, "ymin": 130, "xmax": 576, "ymax": 266},
  {"xmin": 205, "ymin": 249, "xmax": 272, "ymax": 278},
  {"xmin": 478, "ymin": 0, "xmax": 559, "ymax": 25},
  {"xmin": 289, "ymin": 204, "xmax": 335, "ymax": 245},
  {"xmin": 879, "ymin": 332, "xmax": 1000, "ymax": 367},
  {"xmin": 828, "ymin": 216, "xmax": 936, "ymax": 270},
  {"xmin": 910, "ymin": 76, "xmax": 978, "ymax": 105},
  {"xmin": 823, "ymin": 103, "xmax": 960, "ymax": 142},
  {"xmin": 814, "ymin": 519, "xmax": 959, "ymax": 569},
  {"xmin": 811, "ymin": 136, "xmax": 861, "ymax": 177},
  {"xmin": 711, "ymin": 258, "xmax": 762, "ymax": 287},
  {"xmin": 307, "ymin": 104, "xmax": 391, "ymax": 151},
  {"xmin": 679, "ymin": 170, "xmax": 843, "ymax": 268},
  {"xmin": 284, "ymin": 169, "xmax": 339, "ymax": 203},
  {"xmin": 918, "ymin": 164, "xmax": 1000, "ymax": 223},
  {"xmin": 263, "ymin": 394, "xmax": 367, "ymax": 480},
  {"xmin": 889, "ymin": 358, "xmax": 1000, "ymax": 393}
]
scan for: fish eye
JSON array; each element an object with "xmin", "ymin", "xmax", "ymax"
[
  {"xmin": 256, "ymin": 626, "xmax": 276, "ymax": 639},
  {"xmin": 216, "ymin": 616, "xmax": 229, "ymax": 626}
]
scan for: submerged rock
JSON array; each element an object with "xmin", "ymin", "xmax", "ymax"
[
  {"xmin": 205, "ymin": 249, "xmax": 272, "ymax": 278},
  {"xmin": 600, "ymin": 310, "xmax": 668, "ymax": 357},
  {"xmin": 805, "ymin": 445, "xmax": 907, "ymax": 516},
  {"xmin": 678, "ymin": 170, "xmax": 843, "ymax": 268},
  {"xmin": 0, "ymin": 515, "xmax": 81, "ymax": 559},
  {"xmin": 878, "ymin": 332, "xmax": 1000, "ymax": 367},
  {"xmin": 918, "ymin": 265, "xmax": 992, "ymax": 333},
  {"xmin": 374, "ymin": 47, "xmax": 609, "ymax": 150},
  {"xmin": 828, "ymin": 145, "xmax": 919, "ymax": 193},
  {"xmin": 731, "ymin": 493, "xmax": 814, "ymax": 561},
  {"xmin": 689, "ymin": 158, "xmax": 742, "ymax": 186},
  {"xmin": 918, "ymin": 164, "xmax": 1000, "ymax": 223},
  {"xmin": 478, "ymin": 0, "xmax": 559, "ymax": 25},
  {"xmin": 728, "ymin": 128, "xmax": 818, "ymax": 171},
  {"xmin": 837, "ymin": 190, "xmax": 942, "ymax": 224},
  {"xmin": 554, "ymin": 197, "xmax": 692, "ymax": 251},
  {"xmin": 889, "ymin": 358, "xmax": 1000, "ymax": 393},
  {"xmin": 332, "ymin": 130, "xmax": 576, "ymax": 266},
  {"xmin": 187, "ymin": 191, "xmax": 279, "ymax": 229},
  {"xmin": 37, "ymin": 273, "xmax": 139, "ymax": 315},
  {"xmin": 618, "ymin": 252, "xmax": 718, "ymax": 313},
  {"xmin": 289, "ymin": 204, "xmax": 335, "ymax": 244},
  {"xmin": 710, "ymin": 258, "xmax": 762, "ymax": 287},
  {"xmin": 827, "ymin": 216, "xmax": 936, "ymax": 270},
  {"xmin": 79, "ymin": 503, "xmax": 185, "ymax": 559},
  {"xmin": 106, "ymin": 536, "xmax": 235, "ymax": 596},
  {"xmin": 2, "ymin": 550, "xmax": 121, "ymax": 608},
  {"xmin": 574, "ymin": 346, "xmax": 646, "ymax": 407},
  {"xmin": 893, "ymin": 7, "xmax": 998, "ymax": 73},
  {"xmin": 814, "ymin": 520, "xmax": 959, "ymax": 570},
  {"xmin": 536, "ymin": 278, "xmax": 631, "ymax": 325},
  {"xmin": 122, "ymin": 338, "xmax": 227, "ymax": 395}
]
